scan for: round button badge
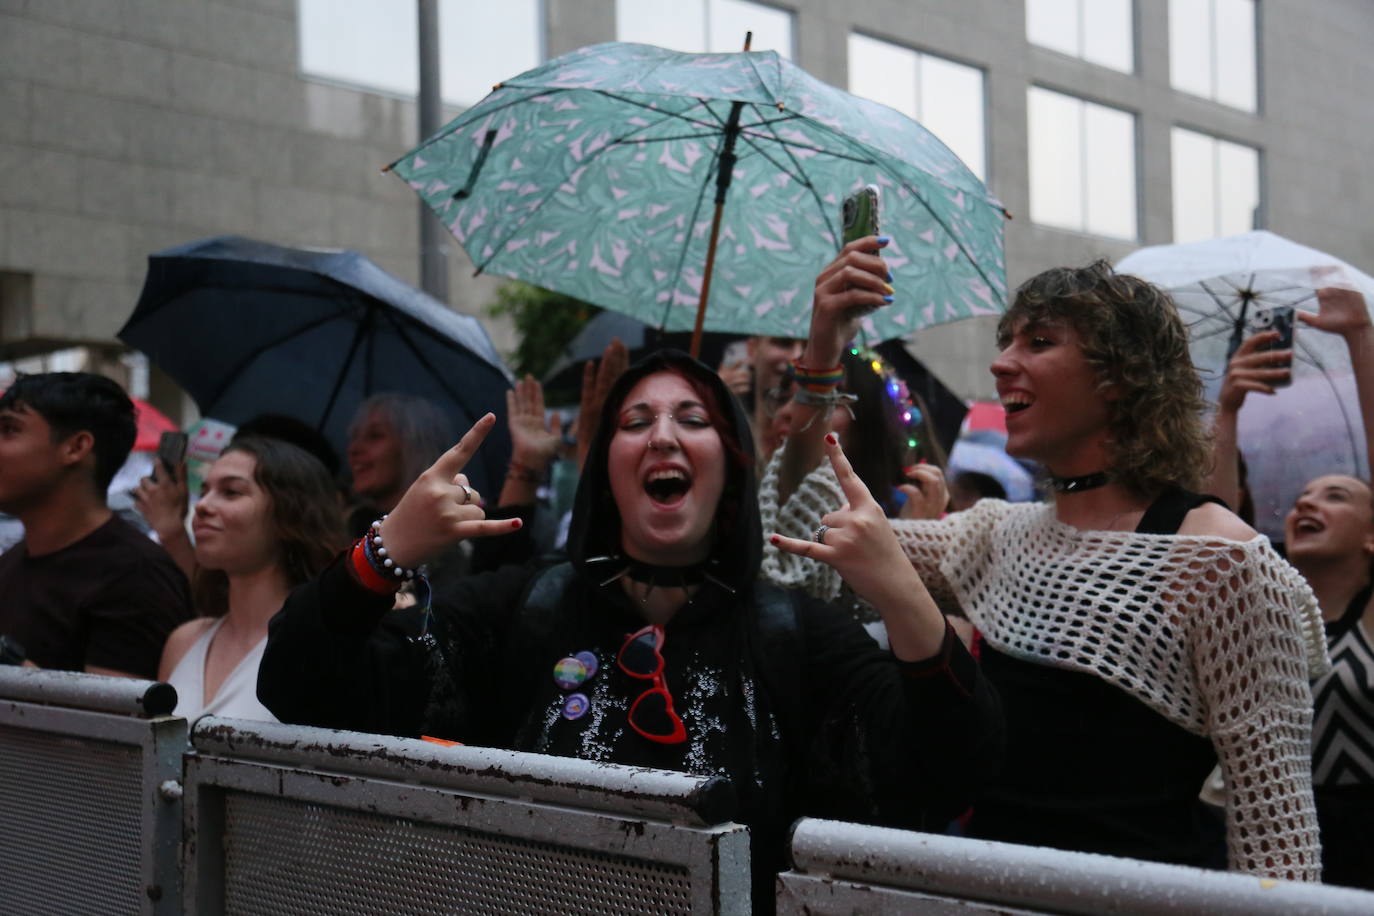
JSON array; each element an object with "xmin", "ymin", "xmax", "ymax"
[
  {"xmin": 553, "ymin": 656, "xmax": 589, "ymax": 690},
  {"xmin": 562, "ymin": 693, "xmax": 590, "ymax": 720}
]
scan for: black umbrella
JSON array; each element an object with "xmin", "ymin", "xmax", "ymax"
[
  {"xmin": 119, "ymin": 236, "xmax": 515, "ymax": 495},
  {"xmin": 542, "ymin": 310, "xmax": 742, "ymax": 398}
]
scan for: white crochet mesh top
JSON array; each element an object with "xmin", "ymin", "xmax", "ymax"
[{"xmin": 759, "ymin": 452, "xmax": 1330, "ymax": 880}]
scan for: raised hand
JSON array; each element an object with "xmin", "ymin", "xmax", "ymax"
[
  {"xmin": 804, "ymin": 236, "xmax": 892, "ymax": 369},
  {"xmin": 1218, "ymin": 331, "xmax": 1291, "ymax": 413},
  {"xmin": 133, "ymin": 460, "xmax": 189, "ymax": 537},
  {"xmin": 575, "ymin": 337, "xmax": 629, "ymax": 472},
  {"xmin": 1303, "ymin": 283, "xmax": 1372, "ymax": 338},
  {"xmin": 506, "ymin": 374, "xmax": 562, "ymax": 472},
  {"xmin": 898, "ymin": 462, "xmax": 948, "ymax": 520},
  {"xmin": 771, "ymin": 433, "xmax": 945, "ymax": 660},
  {"xmin": 379, "ymin": 414, "xmax": 522, "ymax": 568}
]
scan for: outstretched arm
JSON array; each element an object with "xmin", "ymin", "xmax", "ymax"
[
  {"xmin": 778, "ymin": 237, "xmax": 892, "ymax": 506},
  {"xmin": 1204, "ymin": 331, "xmax": 1290, "ymax": 510},
  {"xmin": 1302, "ymin": 283, "xmax": 1374, "ymax": 473},
  {"xmin": 772, "ymin": 433, "xmax": 946, "ymax": 661}
]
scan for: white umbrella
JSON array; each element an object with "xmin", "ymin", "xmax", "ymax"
[{"xmin": 1117, "ymin": 230, "xmax": 1373, "ymax": 539}]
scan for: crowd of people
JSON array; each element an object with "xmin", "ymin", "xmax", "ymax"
[{"xmin": 1, "ymin": 233, "xmax": 1371, "ymax": 902}]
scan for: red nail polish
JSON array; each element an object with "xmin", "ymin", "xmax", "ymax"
[
  {"xmin": 825, "ymin": 433, "xmax": 837, "ymax": 445},
  {"xmin": 903, "ymin": 464, "xmax": 918, "ymax": 476},
  {"xmin": 918, "ymin": 458, "xmax": 928, "ymax": 465},
  {"xmin": 769, "ymin": 534, "xmax": 781, "ymax": 545},
  {"xmin": 511, "ymin": 519, "xmax": 522, "ymax": 529}
]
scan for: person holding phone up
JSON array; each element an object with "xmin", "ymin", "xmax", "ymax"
[
  {"xmin": 1208, "ymin": 282, "xmax": 1374, "ymax": 888},
  {"xmin": 764, "ymin": 241, "xmax": 1329, "ymax": 880}
]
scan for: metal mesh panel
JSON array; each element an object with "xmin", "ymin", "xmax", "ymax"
[
  {"xmin": 0, "ymin": 723, "xmax": 144, "ymax": 915},
  {"xmin": 221, "ymin": 792, "xmax": 695, "ymax": 915}
]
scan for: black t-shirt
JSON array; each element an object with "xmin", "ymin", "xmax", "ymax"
[{"xmin": 0, "ymin": 515, "xmax": 193, "ymax": 679}]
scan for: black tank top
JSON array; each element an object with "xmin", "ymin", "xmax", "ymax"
[{"xmin": 969, "ymin": 487, "xmax": 1228, "ymax": 868}]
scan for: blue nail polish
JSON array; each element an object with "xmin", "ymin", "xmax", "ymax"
[
  {"xmin": 876, "ymin": 235, "xmax": 891, "ymax": 246},
  {"xmin": 883, "ymin": 294, "xmax": 894, "ymax": 303},
  {"xmin": 886, "ymin": 269, "xmax": 893, "ymax": 282}
]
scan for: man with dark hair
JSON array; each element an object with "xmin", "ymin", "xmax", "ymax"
[{"xmin": 0, "ymin": 372, "xmax": 192, "ymax": 678}]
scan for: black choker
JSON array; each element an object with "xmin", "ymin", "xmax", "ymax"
[
  {"xmin": 1048, "ymin": 471, "xmax": 1111, "ymax": 494},
  {"xmin": 584, "ymin": 555, "xmax": 735, "ymax": 594}
]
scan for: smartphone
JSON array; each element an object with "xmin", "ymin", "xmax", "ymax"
[
  {"xmin": 1247, "ymin": 305, "xmax": 1295, "ymax": 387},
  {"xmin": 157, "ymin": 430, "xmax": 189, "ymax": 477},
  {"xmin": 841, "ymin": 184, "xmax": 881, "ymax": 249}
]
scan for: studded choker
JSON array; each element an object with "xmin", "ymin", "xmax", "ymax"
[
  {"xmin": 1048, "ymin": 471, "xmax": 1111, "ymax": 494},
  {"xmin": 584, "ymin": 555, "xmax": 735, "ymax": 594}
]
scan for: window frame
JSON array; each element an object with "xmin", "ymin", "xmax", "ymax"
[
  {"xmin": 1026, "ymin": 84, "xmax": 1140, "ymax": 241},
  {"xmin": 847, "ymin": 31, "xmax": 990, "ymax": 182}
]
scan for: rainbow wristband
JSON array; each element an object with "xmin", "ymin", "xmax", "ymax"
[{"xmin": 790, "ymin": 359, "xmax": 844, "ymax": 390}]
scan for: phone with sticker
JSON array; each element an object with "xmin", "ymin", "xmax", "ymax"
[
  {"xmin": 1247, "ymin": 305, "xmax": 1295, "ymax": 388},
  {"xmin": 841, "ymin": 184, "xmax": 881, "ymax": 249}
]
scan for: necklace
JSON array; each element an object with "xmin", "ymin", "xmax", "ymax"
[
  {"xmin": 1048, "ymin": 470, "xmax": 1111, "ymax": 494},
  {"xmin": 584, "ymin": 555, "xmax": 735, "ymax": 597}
]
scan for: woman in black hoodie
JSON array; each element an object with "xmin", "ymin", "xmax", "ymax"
[{"xmin": 258, "ymin": 351, "xmax": 1001, "ymax": 906}]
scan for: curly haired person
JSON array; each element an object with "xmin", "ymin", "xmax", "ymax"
[{"xmin": 766, "ymin": 248, "xmax": 1328, "ymax": 880}]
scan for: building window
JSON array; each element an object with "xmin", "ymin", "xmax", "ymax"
[
  {"xmin": 1171, "ymin": 127, "xmax": 1260, "ymax": 242},
  {"xmin": 1027, "ymin": 87, "xmax": 1137, "ymax": 240},
  {"xmin": 616, "ymin": 0, "xmax": 794, "ymax": 59},
  {"xmin": 847, "ymin": 34, "xmax": 986, "ymax": 180},
  {"xmin": 1026, "ymin": 0, "xmax": 1134, "ymax": 73},
  {"xmin": 1169, "ymin": 0, "xmax": 1257, "ymax": 111},
  {"xmin": 298, "ymin": 0, "xmax": 543, "ymax": 108}
]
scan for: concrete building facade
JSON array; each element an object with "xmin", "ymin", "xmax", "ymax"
[{"xmin": 2, "ymin": 0, "xmax": 1372, "ymax": 403}]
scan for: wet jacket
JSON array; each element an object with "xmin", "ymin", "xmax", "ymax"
[{"xmin": 258, "ymin": 351, "xmax": 1003, "ymax": 904}]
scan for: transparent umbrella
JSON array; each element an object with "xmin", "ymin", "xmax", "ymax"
[{"xmin": 1117, "ymin": 230, "xmax": 1374, "ymax": 538}]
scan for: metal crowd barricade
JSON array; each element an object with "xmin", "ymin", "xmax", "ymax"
[
  {"xmin": 184, "ymin": 717, "xmax": 750, "ymax": 915},
  {"xmin": 777, "ymin": 818, "xmax": 1374, "ymax": 915},
  {"xmin": 0, "ymin": 667, "xmax": 186, "ymax": 915}
]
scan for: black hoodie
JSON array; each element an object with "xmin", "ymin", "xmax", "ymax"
[{"xmin": 259, "ymin": 351, "xmax": 1002, "ymax": 907}]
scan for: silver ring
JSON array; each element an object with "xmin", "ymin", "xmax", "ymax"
[
  {"xmin": 458, "ymin": 484, "xmax": 473, "ymax": 505},
  {"xmin": 813, "ymin": 524, "xmax": 830, "ymax": 544}
]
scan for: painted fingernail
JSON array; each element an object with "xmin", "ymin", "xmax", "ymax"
[
  {"xmin": 882, "ymin": 283, "xmax": 894, "ymax": 294},
  {"xmin": 876, "ymin": 236, "xmax": 891, "ymax": 246},
  {"xmin": 919, "ymin": 458, "xmax": 928, "ymax": 465},
  {"xmin": 886, "ymin": 270, "xmax": 894, "ymax": 282},
  {"xmin": 903, "ymin": 464, "xmax": 919, "ymax": 476},
  {"xmin": 769, "ymin": 534, "xmax": 781, "ymax": 545},
  {"xmin": 825, "ymin": 433, "xmax": 838, "ymax": 445},
  {"xmin": 882, "ymin": 295, "xmax": 894, "ymax": 303},
  {"xmin": 510, "ymin": 518, "xmax": 522, "ymax": 529}
]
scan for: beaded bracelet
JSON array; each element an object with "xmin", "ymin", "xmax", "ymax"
[
  {"xmin": 364, "ymin": 516, "xmax": 420, "ymax": 581},
  {"xmin": 507, "ymin": 459, "xmax": 544, "ymax": 484},
  {"xmin": 789, "ymin": 359, "xmax": 844, "ymax": 391},
  {"xmin": 350, "ymin": 538, "xmax": 399, "ymax": 594}
]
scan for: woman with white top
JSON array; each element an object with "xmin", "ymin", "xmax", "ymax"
[
  {"xmin": 768, "ymin": 244, "xmax": 1329, "ymax": 880},
  {"xmin": 160, "ymin": 436, "xmax": 343, "ymax": 721}
]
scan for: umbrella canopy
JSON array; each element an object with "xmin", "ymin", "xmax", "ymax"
[
  {"xmin": 119, "ymin": 236, "xmax": 515, "ymax": 496},
  {"xmin": 1117, "ymin": 230, "xmax": 1374, "ymax": 538},
  {"xmin": 390, "ymin": 41, "xmax": 1007, "ymax": 343}
]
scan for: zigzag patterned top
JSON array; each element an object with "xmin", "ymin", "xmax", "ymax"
[
  {"xmin": 1312, "ymin": 585, "xmax": 1374, "ymax": 787},
  {"xmin": 759, "ymin": 451, "xmax": 1330, "ymax": 880}
]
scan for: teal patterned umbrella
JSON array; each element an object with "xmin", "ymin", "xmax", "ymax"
[{"xmin": 390, "ymin": 41, "xmax": 1007, "ymax": 346}]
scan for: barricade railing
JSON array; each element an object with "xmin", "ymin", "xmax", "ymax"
[
  {"xmin": 777, "ymin": 817, "xmax": 1374, "ymax": 915},
  {"xmin": 184, "ymin": 716, "xmax": 750, "ymax": 915},
  {"xmin": 0, "ymin": 667, "xmax": 186, "ymax": 916}
]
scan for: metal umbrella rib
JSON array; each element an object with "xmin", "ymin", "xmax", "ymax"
[{"xmin": 390, "ymin": 41, "xmax": 1007, "ymax": 345}]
